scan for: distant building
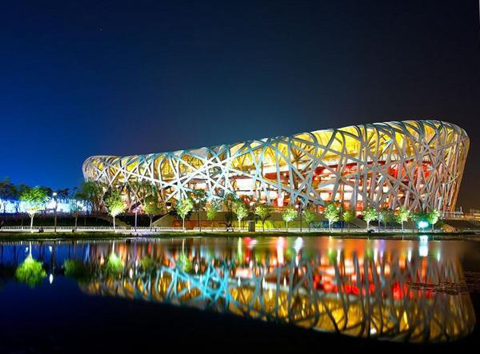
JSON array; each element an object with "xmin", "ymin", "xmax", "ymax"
[{"xmin": 83, "ymin": 120, "xmax": 469, "ymax": 212}]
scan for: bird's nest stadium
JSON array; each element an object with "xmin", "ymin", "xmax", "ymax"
[{"xmin": 83, "ymin": 120, "xmax": 469, "ymax": 212}]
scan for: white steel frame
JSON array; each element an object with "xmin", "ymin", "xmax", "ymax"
[{"xmin": 83, "ymin": 120, "xmax": 469, "ymax": 212}]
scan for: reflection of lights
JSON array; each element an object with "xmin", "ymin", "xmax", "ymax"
[
  {"xmin": 247, "ymin": 240, "xmax": 257, "ymax": 250},
  {"xmin": 370, "ymin": 328, "xmax": 377, "ymax": 335},
  {"xmin": 277, "ymin": 237, "xmax": 285, "ymax": 264},
  {"xmin": 407, "ymin": 249, "xmax": 412, "ymax": 262},
  {"xmin": 419, "ymin": 245, "xmax": 428, "ymax": 257},
  {"xmin": 419, "ymin": 235, "xmax": 428, "ymax": 257},
  {"xmin": 48, "ymin": 246, "xmax": 52, "ymax": 252},
  {"xmin": 294, "ymin": 237, "xmax": 303, "ymax": 253},
  {"xmin": 49, "ymin": 274, "xmax": 54, "ymax": 284}
]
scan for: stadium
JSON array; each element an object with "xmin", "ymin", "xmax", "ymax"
[{"xmin": 83, "ymin": 120, "xmax": 469, "ymax": 212}]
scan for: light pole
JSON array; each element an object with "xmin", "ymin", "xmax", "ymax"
[
  {"xmin": 295, "ymin": 201, "xmax": 303, "ymax": 233},
  {"xmin": 133, "ymin": 205, "xmax": 142, "ymax": 233},
  {"xmin": 53, "ymin": 192, "xmax": 58, "ymax": 233},
  {"xmin": 249, "ymin": 201, "xmax": 255, "ymax": 232}
]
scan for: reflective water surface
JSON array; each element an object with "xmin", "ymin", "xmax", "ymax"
[{"xmin": 1, "ymin": 236, "xmax": 480, "ymax": 350}]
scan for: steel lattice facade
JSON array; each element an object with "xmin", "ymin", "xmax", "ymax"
[{"xmin": 83, "ymin": 120, "xmax": 469, "ymax": 212}]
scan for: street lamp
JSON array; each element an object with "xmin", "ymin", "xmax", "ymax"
[
  {"xmin": 295, "ymin": 201, "xmax": 303, "ymax": 233},
  {"xmin": 53, "ymin": 192, "xmax": 58, "ymax": 233},
  {"xmin": 134, "ymin": 205, "xmax": 141, "ymax": 233}
]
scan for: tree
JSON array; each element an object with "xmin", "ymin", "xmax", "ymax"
[
  {"xmin": 223, "ymin": 193, "xmax": 237, "ymax": 230},
  {"xmin": 176, "ymin": 197, "xmax": 194, "ymax": 232},
  {"xmin": 104, "ymin": 189, "xmax": 126, "ymax": 231},
  {"xmin": 363, "ymin": 206, "xmax": 378, "ymax": 230},
  {"xmin": 342, "ymin": 208, "xmax": 355, "ymax": 231},
  {"xmin": 142, "ymin": 194, "xmax": 163, "ymax": 230},
  {"xmin": 255, "ymin": 204, "xmax": 272, "ymax": 231},
  {"xmin": 233, "ymin": 199, "xmax": 249, "ymax": 231},
  {"xmin": 206, "ymin": 201, "xmax": 220, "ymax": 231},
  {"xmin": 70, "ymin": 189, "xmax": 84, "ymax": 231},
  {"xmin": 78, "ymin": 181, "xmax": 105, "ymax": 214},
  {"xmin": 0, "ymin": 177, "xmax": 16, "ymax": 213},
  {"xmin": 282, "ymin": 206, "xmax": 297, "ymax": 231},
  {"xmin": 378, "ymin": 208, "xmax": 394, "ymax": 230},
  {"xmin": 323, "ymin": 202, "xmax": 340, "ymax": 230},
  {"xmin": 412, "ymin": 210, "xmax": 429, "ymax": 230},
  {"xmin": 395, "ymin": 206, "xmax": 411, "ymax": 231},
  {"xmin": 302, "ymin": 207, "xmax": 317, "ymax": 231},
  {"xmin": 427, "ymin": 209, "xmax": 441, "ymax": 232},
  {"xmin": 20, "ymin": 186, "xmax": 49, "ymax": 233},
  {"xmin": 190, "ymin": 190, "xmax": 207, "ymax": 232}
]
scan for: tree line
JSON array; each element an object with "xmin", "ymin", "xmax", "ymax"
[{"xmin": 0, "ymin": 177, "xmax": 442, "ymax": 232}]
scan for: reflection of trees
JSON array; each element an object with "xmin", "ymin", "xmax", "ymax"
[
  {"xmin": 0, "ymin": 238, "xmax": 476, "ymax": 344},
  {"xmin": 15, "ymin": 255, "xmax": 46, "ymax": 288},
  {"xmin": 105, "ymin": 254, "xmax": 124, "ymax": 276},
  {"xmin": 63, "ymin": 260, "xmax": 92, "ymax": 282}
]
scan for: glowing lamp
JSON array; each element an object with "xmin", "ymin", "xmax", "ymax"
[{"xmin": 418, "ymin": 221, "xmax": 429, "ymax": 229}]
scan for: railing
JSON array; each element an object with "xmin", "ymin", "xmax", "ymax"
[{"xmin": 0, "ymin": 225, "xmax": 439, "ymax": 234}]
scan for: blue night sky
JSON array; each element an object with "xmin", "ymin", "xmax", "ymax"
[{"xmin": 1, "ymin": 0, "xmax": 480, "ymax": 208}]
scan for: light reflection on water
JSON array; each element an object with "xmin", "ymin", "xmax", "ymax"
[{"xmin": 0, "ymin": 236, "xmax": 477, "ymax": 344}]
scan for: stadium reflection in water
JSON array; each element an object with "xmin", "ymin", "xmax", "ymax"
[{"xmin": 0, "ymin": 237, "xmax": 476, "ymax": 344}]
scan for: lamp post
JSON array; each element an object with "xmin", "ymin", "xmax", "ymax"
[
  {"xmin": 133, "ymin": 205, "xmax": 142, "ymax": 233},
  {"xmin": 53, "ymin": 192, "xmax": 58, "ymax": 233},
  {"xmin": 295, "ymin": 201, "xmax": 303, "ymax": 233},
  {"xmin": 249, "ymin": 201, "xmax": 255, "ymax": 232}
]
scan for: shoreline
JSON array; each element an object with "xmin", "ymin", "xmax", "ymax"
[{"xmin": 0, "ymin": 230, "xmax": 477, "ymax": 242}]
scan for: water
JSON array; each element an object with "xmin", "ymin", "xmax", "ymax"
[{"xmin": 0, "ymin": 236, "xmax": 479, "ymax": 352}]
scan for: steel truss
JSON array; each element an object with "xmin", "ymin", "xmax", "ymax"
[{"xmin": 83, "ymin": 120, "xmax": 469, "ymax": 211}]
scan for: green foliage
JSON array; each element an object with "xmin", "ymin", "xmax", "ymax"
[
  {"xmin": 0, "ymin": 177, "xmax": 17, "ymax": 212},
  {"xmin": 15, "ymin": 255, "xmax": 47, "ymax": 287},
  {"xmin": 142, "ymin": 194, "xmax": 163, "ymax": 217},
  {"xmin": 255, "ymin": 204, "xmax": 272, "ymax": 222},
  {"xmin": 342, "ymin": 208, "xmax": 355, "ymax": 224},
  {"xmin": 139, "ymin": 257, "xmax": 155, "ymax": 272},
  {"xmin": 105, "ymin": 253, "xmax": 124, "ymax": 275},
  {"xmin": 378, "ymin": 208, "xmax": 394, "ymax": 226},
  {"xmin": 176, "ymin": 198, "xmax": 194, "ymax": 220},
  {"xmin": 20, "ymin": 186, "xmax": 49, "ymax": 216},
  {"xmin": 255, "ymin": 204, "xmax": 272, "ymax": 231},
  {"xmin": 412, "ymin": 210, "xmax": 428, "ymax": 223},
  {"xmin": 282, "ymin": 206, "xmax": 297, "ymax": 230},
  {"xmin": 427, "ymin": 209, "xmax": 441, "ymax": 226},
  {"xmin": 206, "ymin": 201, "xmax": 220, "ymax": 221},
  {"xmin": 324, "ymin": 202, "xmax": 340, "ymax": 226},
  {"xmin": 178, "ymin": 253, "xmax": 192, "ymax": 272},
  {"xmin": 104, "ymin": 189, "xmax": 126, "ymax": 217},
  {"xmin": 78, "ymin": 181, "xmax": 105, "ymax": 213},
  {"xmin": 63, "ymin": 259, "xmax": 91, "ymax": 281},
  {"xmin": 282, "ymin": 206, "xmax": 297, "ymax": 223},
  {"xmin": 302, "ymin": 208, "xmax": 317, "ymax": 227},
  {"xmin": 190, "ymin": 190, "xmax": 207, "ymax": 211},
  {"xmin": 363, "ymin": 206, "xmax": 378, "ymax": 226},
  {"xmin": 233, "ymin": 200, "xmax": 249, "ymax": 223},
  {"xmin": 396, "ymin": 206, "xmax": 411, "ymax": 225}
]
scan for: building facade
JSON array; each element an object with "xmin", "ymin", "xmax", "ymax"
[{"xmin": 83, "ymin": 120, "xmax": 469, "ymax": 212}]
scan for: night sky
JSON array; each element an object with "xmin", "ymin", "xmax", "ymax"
[{"xmin": 1, "ymin": 1, "xmax": 479, "ymax": 209}]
